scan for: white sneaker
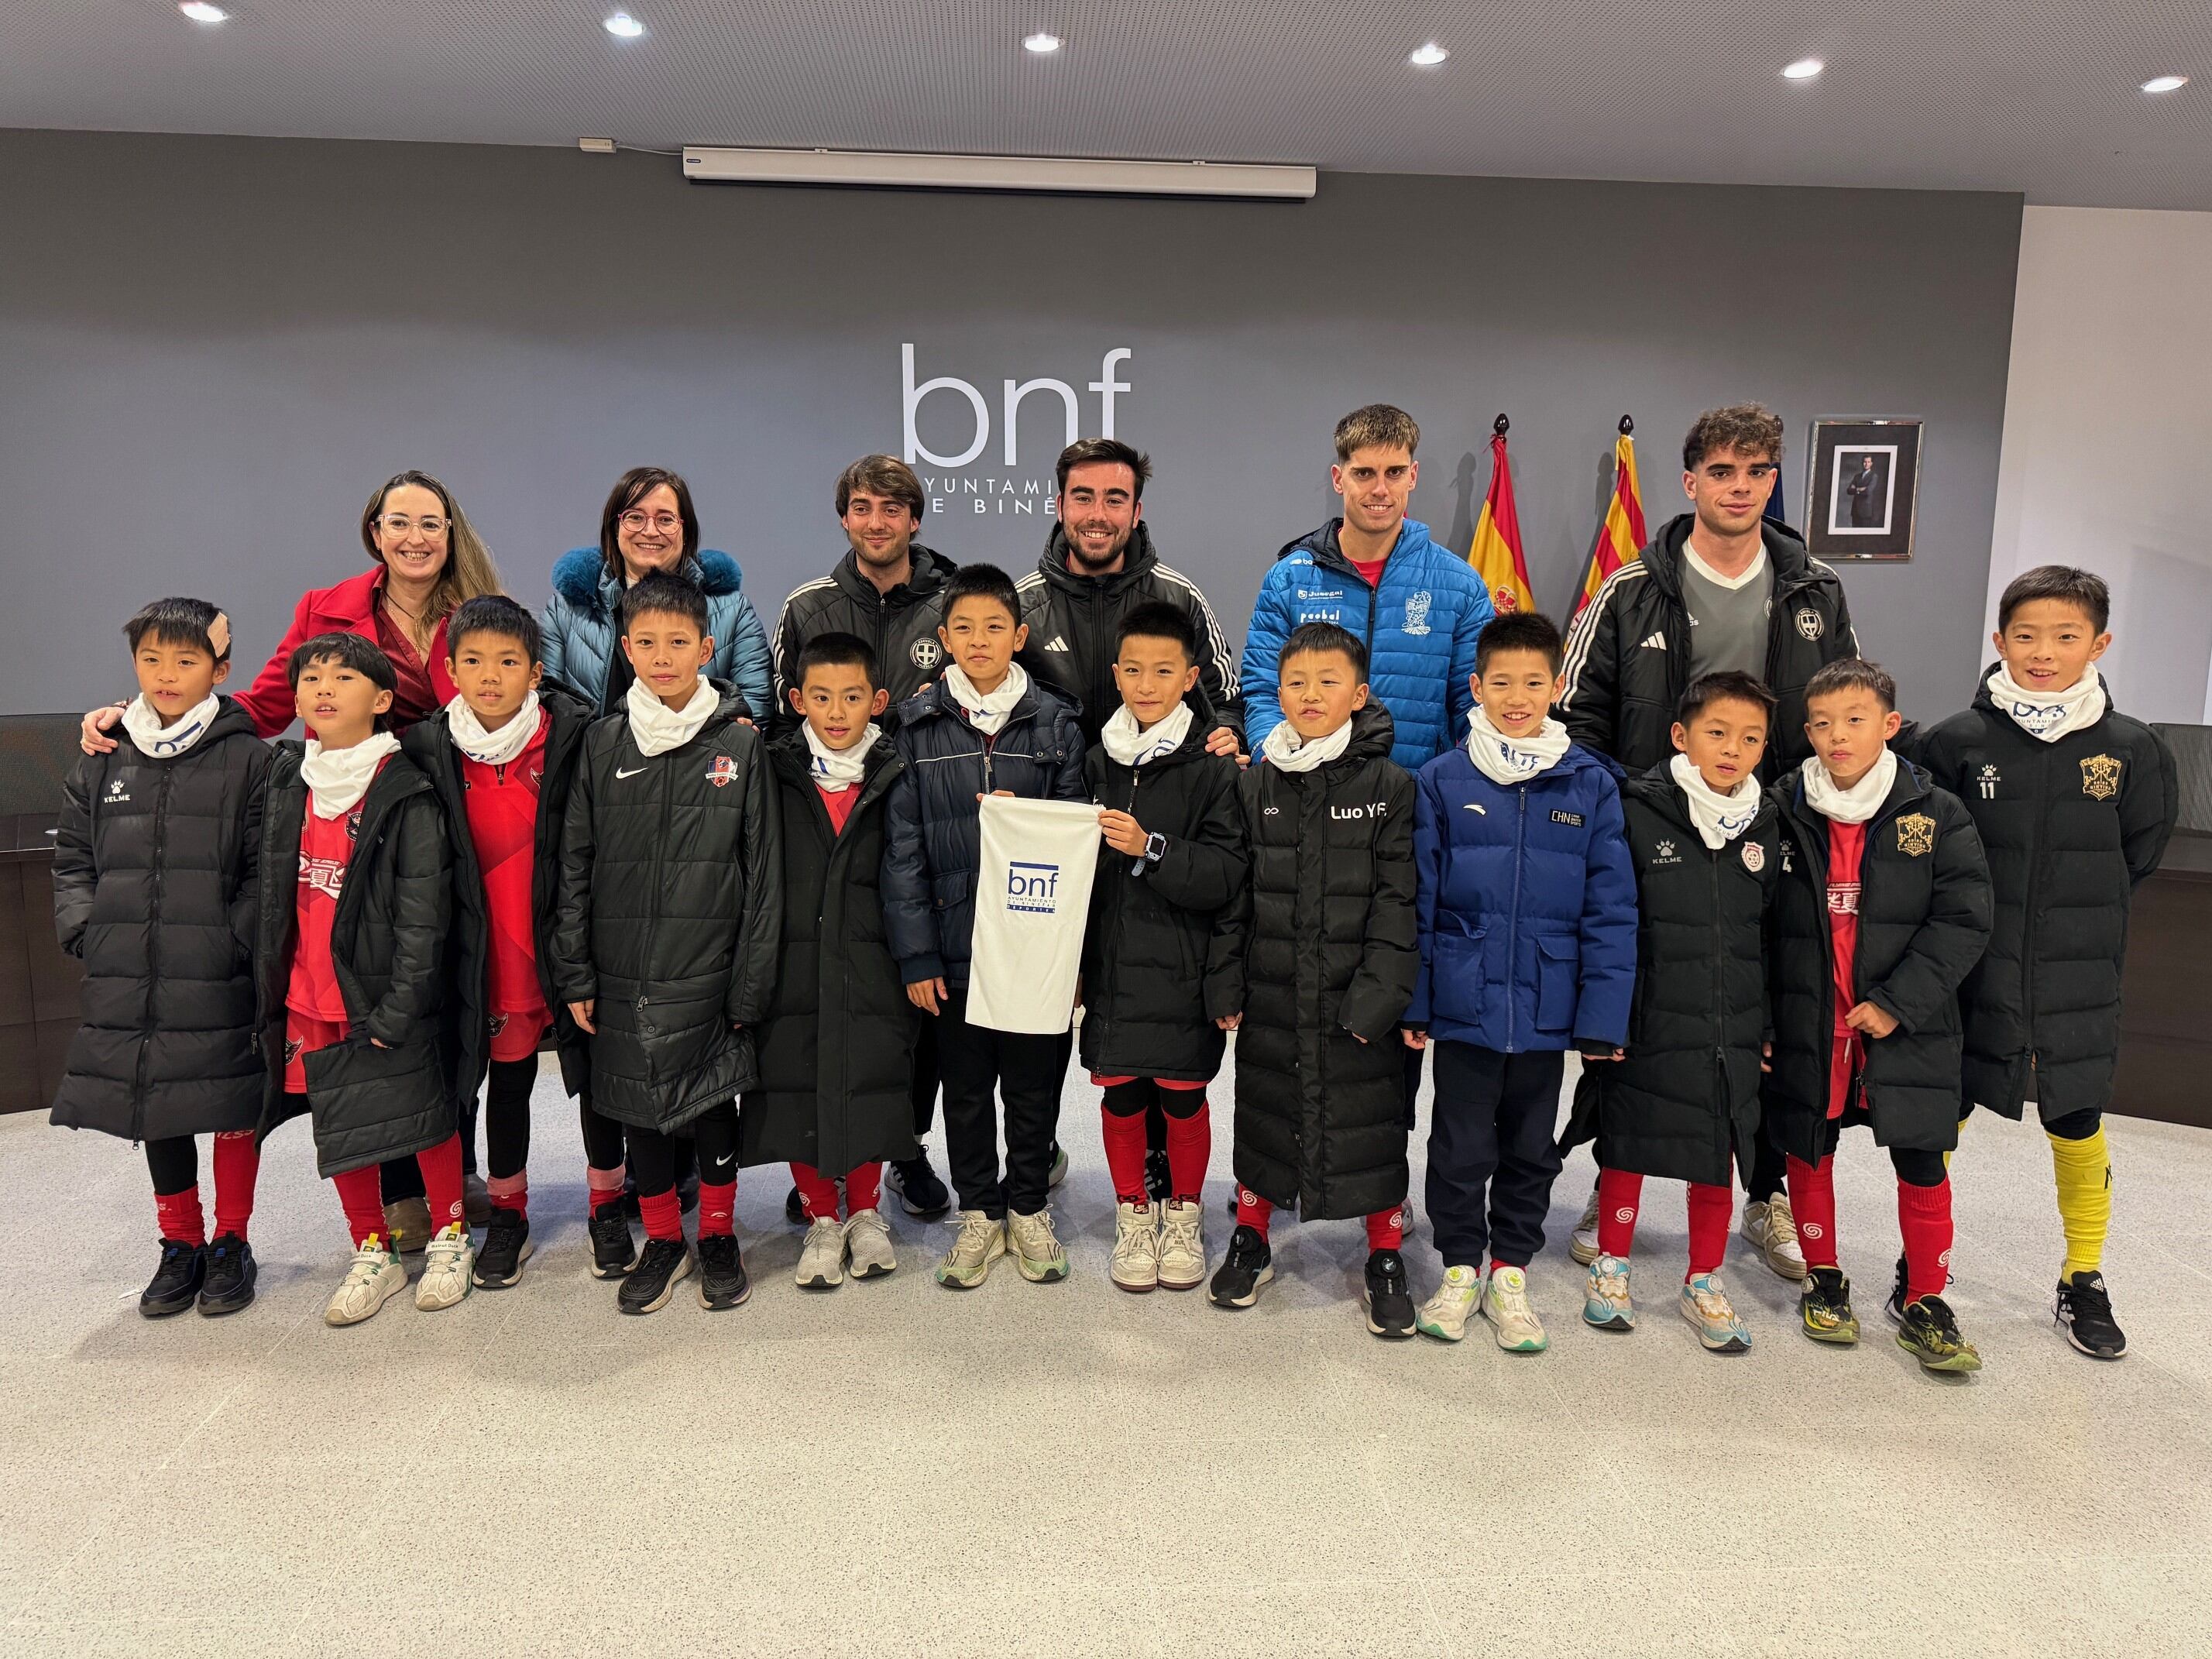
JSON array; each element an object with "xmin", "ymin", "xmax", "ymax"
[
  {"xmin": 1743, "ymin": 1196, "xmax": 1808, "ymax": 1281},
  {"xmin": 796, "ymin": 1215, "xmax": 847, "ymax": 1290},
  {"xmin": 1157, "ymin": 1198, "xmax": 1206, "ymax": 1291},
  {"xmin": 414, "ymin": 1223, "xmax": 475, "ymax": 1311},
  {"xmin": 843, "ymin": 1207, "xmax": 897, "ymax": 1279},
  {"xmin": 1415, "ymin": 1264, "xmax": 1481, "ymax": 1341},
  {"xmin": 325, "ymin": 1236, "xmax": 408, "ymax": 1327},
  {"xmin": 1109, "ymin": 1199, "xmax": 1161, "ymax": 1293},
  {"xmin": 1482, "ymin": 1264, "xmax": 1549, "ymax": 1353},
  {"xmin": 1569, "ymin": 1184, "xmax": 1602, "ymax": 1266},
  {"xmin": 934, "ymin": 1211, "xmax": 1006, "ymax": 1289},
  {"xmin": 1008, "ymin": 1207, "xmax": 1070, "ymax": 1283}
]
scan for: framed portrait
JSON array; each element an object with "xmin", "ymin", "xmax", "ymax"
[{"xmin": 1805, "ymin": 417, "xmax": 1922, "ymax": 562}]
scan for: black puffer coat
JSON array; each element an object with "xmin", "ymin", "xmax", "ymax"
[
  {"xmin": 1561, "ymin": 766, "xmax": 1780, "ymax": 1187},
  {"xmin": 50, "ymin": 699, "xmax": 271, "ymax": 1141},
  {"xmin": 768, "ymin": 544, "xmax": 959, "ymax": 733},
  {"xmin": 400, "ymin": 682, "xmax": 595, "ymax": 1114},
  {"xmin": 1215, "ymin": 704, "xmax": 1417, "ymax": 1219},
  {"xmin": 1914, "ymin": 671, "xmax": 2178, "ymax": 1121},
  {"xmin": 881, "ymin": 673, "xmax": 1087, "ymax": 988},
  {"xmin": 1764, "ymin": 759, "xmax": 1991, "ymax": 1161},
  {"xmin": 255, "ymin": 744, "xmax": 455, "ymax": 1176},
  {"xmin": 550, "ymin": 687, "xmax": 782, "ymax": 1132},
  {"xmin": 1079, "ymin": 706, "xmax": 1248, "ymax": 1083},
  {"xmin": 740, "ymin": 732, "xmax": 920, "ymax": 1175}
]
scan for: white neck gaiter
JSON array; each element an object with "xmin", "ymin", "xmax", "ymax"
[
  {"xmin": 1261, "ymin": 716, "xmax": 1353, "ymax": 773},
  {"xmin": 1669, "ymin": 752, "xmax": 1762, "ymax": 849},
  {"xmin": 122, "ymin": 692, "xmax": 221, "ymax": 760},
  {"xmin": 943, "ymin": 661, "xmax": 1029, "ymax": 736},
  {"xmin": 1801, "ymin": 747, "xmax": 1898, "ymax": 825},
  {"xmin": 1464, "ymin": 708, "xmax": 1572, "ymax": 786},
  {"xmin": 804, "ymin": 721, "xmax": 879, "ymax": 791},
  {"xmin": 301, "ymin": 733, "xmax": 401, "ymax": 819},
  {"xmin": 1101, "ymin": 701, "xmax": 1194, "ymax": 768},
  {"xmin": 445, "ymin": 691, "xmax": 541, "ymax": 767},
  {"xmin": 1987, "ymin": 665, "xmax": 2107, "ymax": 744},
  {"xmin": 626, "ymin": 677, "xmax": 719, "ymax": 757}
]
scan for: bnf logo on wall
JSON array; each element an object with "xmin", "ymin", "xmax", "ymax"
[
  {"xmin": 1007, "ymin": 860, "xmax": 1062, "ymax": 915},
  {"xmin": 902, "ymin": 343, "xmax": 1132, "ymax": 520}
]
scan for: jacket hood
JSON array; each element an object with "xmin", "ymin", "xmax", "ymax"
[
  {"xmin": 1339, "ymin": 701, "xmax": 1398, "ymax": 764},
  {"xmin": 1638, "ymin": 514, "xmax": 1823, "ymax": 598},
  {"xmin": 193, "ymin": 696, "xmax": 262, "ymax": 749},
  {"xmin": 1039, "ymin": 520, "xmax": 1160, "ymax": 593},
  {"xmin": 1276, "ymin": 517, "xmax": 1438, "ymax": 568},
  {"xmin": 553, "ymin": 546, "xmax": 744, "ymax": 610},
  {"xmin": 833, "ymin": 541, "xmax": 956, "ymax": 604}
]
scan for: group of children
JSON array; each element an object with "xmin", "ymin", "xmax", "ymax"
[{"xmin": 52, "ymin": 557, "xmax": 2175, "ymax": 1370}]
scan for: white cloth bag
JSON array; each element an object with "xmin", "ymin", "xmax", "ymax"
[{"xmin": 967, "ymin": 795, "xmax": 1101, "ymax": 1035}]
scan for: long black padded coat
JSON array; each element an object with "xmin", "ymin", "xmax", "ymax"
[
  {"xmin": 400, "ymin": 682, "xmax": 596, "ymax": 1114},
  {"xmin": 1560, "ymin": 765, "xmax": 1781, "ymax": 1187},
  {"xmin": 1078, "ymin": 705, "xmax": 1248, "ymax": 1084},
  {"xmin": 738, "ymin": 730, "xmax": 920, "ymax": 1175},
  {"xmin": 254, "ymin": 744, "xmax": 455, "ymax": 1176},
  {"xmin": 50, "ymin": 698, "xmax": 272, "ymax": 1142},
  {"xmin": 549, "ymin": 686, "xmax": 782, "ymax": 1133},
  {"xmin": 1913, "ymin": 672, "xmax": 2178, "ymax": 1123},
  {"xmin": 1214, "ymin": 703, "xmax": 1418, "ymax": 1220},
  {"xmin": 1764, "ymin": 758, "xmax": 1992, "ymax": 1162}
]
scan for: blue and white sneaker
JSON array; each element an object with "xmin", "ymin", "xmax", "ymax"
[
  {"xmin": 1679, "ymin": 1271, "xmax": 1752, "ymax": 1353},
  {"xmin": 1583, "ymin": 1253, "xmax": 1635, "ymax": 1330}
]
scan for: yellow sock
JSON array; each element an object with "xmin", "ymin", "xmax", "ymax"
[
  {"xmin": 2049, "ymin": 1126, "xmax": 2112, "ymax": 1279},
  {"xmin": 1943, "ymin": 1117, "xmax": 1968, "ymax": 1171}
]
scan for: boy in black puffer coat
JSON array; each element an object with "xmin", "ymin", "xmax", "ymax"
[
  {"xmin": 1915, "ymin": 565, "xmax": 2177, "ymax": 1361},
  {"xmin": 1081, "ymin": 602, "xmax": 1247, "ymax": 1295},
  {"xmin": 1208, "ymin": 622, "xmax": 1419, "ymax": 1337},
  {"xmin": 53, "ymin": 598, "xmax": 272, "ymax": 1318},
  {"xmin": 1766, "ymin": 658, "xmax": 1990, "ymax": 1372}
]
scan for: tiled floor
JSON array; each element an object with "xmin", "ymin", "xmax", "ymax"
[{"xmin": 5, "ymin": 1052, "xmax": 2207, "ymax": 1657}]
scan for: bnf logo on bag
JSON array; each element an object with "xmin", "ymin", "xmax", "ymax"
[{"xmin": 1008, "ymin": 861, "xmax": 1061, "ymax": 915}]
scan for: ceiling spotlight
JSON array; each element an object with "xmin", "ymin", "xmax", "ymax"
[
  {"xmin": 603, "ymin": 12, "xmax": 644, "ymax": 39},
  {"xmin": 1409, "ymin": 42, "xmax": 1449, "ymax": 67},
  {"xmin": 179, "ymin": 2, "xmax": 228, "ymax": 20},
  {"xmin": 2141, "ymin": 74, "xmax": 2190, "ymax": 94},
  {"xmin": 1781, "ymin": 57, "xmax": 1823, "ymax": 80},
  {"xmin": 1022, "ymin": 32, "xmax": 1063, "ymax": 54}
]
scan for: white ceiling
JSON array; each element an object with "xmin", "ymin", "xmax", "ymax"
[{"xmin": 5, "ymin": 1, "xmax": 2210, "ymax": 208}]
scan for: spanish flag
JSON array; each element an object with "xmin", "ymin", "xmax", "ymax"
[
  {"xmin": 1575, "ymin": 422, "xmax": 1648, "ymax": 614},
  {"xmin": 1467, "ymin": 423, "xmax": 1535, "ymax": 615}
]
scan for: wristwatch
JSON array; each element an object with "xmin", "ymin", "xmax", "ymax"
[{"xmin": 1142, "ymin": 832, "xmax": 1169, "ymax": 864}]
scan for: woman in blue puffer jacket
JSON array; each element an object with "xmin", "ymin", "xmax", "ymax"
[{"xmin": 541, "ymin": 466, "xmax": 774, "ymax": 717}]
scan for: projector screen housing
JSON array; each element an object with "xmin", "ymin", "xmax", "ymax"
[{"xmin": 681, "ymin": 146, "xmax": 1316, "ymax": 201}]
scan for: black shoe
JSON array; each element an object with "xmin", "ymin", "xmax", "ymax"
[
  {"xmin": 784, "ymin": 1184, "xmax": 807, "ymax": 1226},
  {"xmin": 141, "ymin": 1240, "xmax": 204, "ymax": 1318},
  {"xmin": 2056, "ymin": 1271, "xmax": 2128, "ymax": 1360},
  {"xmin": 472, "ymin": 1207, "xmax": 533, "ymax": 1289},
  {"xmin": 1208, "ymin": 1224, "xmax": 1274, "ymax": 1309},
  {"xmin": 1362, "ymin": 1248, "xmax": 1417, "ymax": 1338},
  {"xmin": 617, "ymin": 1237, "xmax": 692, "ymax": 1314},
  {"xmin": 1884, "ymin": 1253, "xmax": 1909, "ymax": 1325},
  {"xmin": 677, "ymin": 1172, "xmax": 700, "ymax": 1216},
  {"xmin": 1143, "ymin": 1148, "xmax": 1172, "ymax": 1206},
  {"xmin": 197, "ymin": 1234, "xmax": 256, "ymax": 1315},
  {"xmin": 589, "ymin": 1202, "xmax": 637, "ymax": 1279},
  {"xmin": 696, "ymin": 1234, "xmax": 751, "ymax": 1310},
  {"xmin": 885, "ymin": 1154, "xmax": 952, "ymax": 1219},
  {"xmin": 1897, "ymin": 1293, "xmax": 1983, "ymax": 1372},
  {"xmin": 1799, "ymin": 1265, "xmax": 1860, "ymax": 1344}
]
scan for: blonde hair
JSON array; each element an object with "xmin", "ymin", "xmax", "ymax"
[{"xmin": 359, "ymin": 469, "xmax": 503, "ymax": 621}]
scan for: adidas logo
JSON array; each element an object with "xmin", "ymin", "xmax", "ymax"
[
  {"xmin": 1042, "ymin": 635, "xmax": 1071, "ymax": 652},
  {"xmin": 1639, "ymin": 632, "xmax": 1667, "ymax": 650}
]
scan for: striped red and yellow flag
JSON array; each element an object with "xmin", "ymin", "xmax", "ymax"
[
  {"xmin": 1467, "ymin": 426, "xmax": 1535, "ymax": 615},
  {"xmin": 1575, "ymin": 427, "xmax": 1648, "ymax": 613}
]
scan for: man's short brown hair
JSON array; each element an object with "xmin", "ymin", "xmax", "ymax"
[
  {"xmin": 835, "ymin": 454, "xmax": 925, "ymax": 520},
  {"xmin": 1334, "ymin": 404, "xmax": 1420, "ymax": 463},
  {"xmin": 1056, "ymin": 438, "xmax": 1152, "ymax": 501},
  {"xmin": 1682, "ymin": 404, "xmax": 1785, "ymax": 472}
]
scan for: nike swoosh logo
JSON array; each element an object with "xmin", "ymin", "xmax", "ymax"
[{"xmin": 616, "ymin": 766, "xmax": 647, "ymax": 779}]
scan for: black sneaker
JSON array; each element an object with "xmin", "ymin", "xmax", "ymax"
[
  {"xmin": 1884, "ymin": 1253, "xmax": 1909, "ymax": 1325},
  {"xmin": 617, "ymin": 1237, "xmax": 693, "ymax": 1314},
  {"xmin": 696, "ymin": 1234, "xmax": 751, "ymax": 1310},
  {"xmin": 2056, "ymin": 1271, "xmax": 2128, "ymax": 1360},
  {"xmin": 472, "ymin": 1207, "xmax": 533, "ymax": 1289},
  {"xmin": 1363, "ymin": 1248, "xmax": 1417, "ymax": 1338},
  {"xmin": 1208, "ymin": 1224, "xmax": 1274, "ymax": 1309},
  {"xmin": 1143, "ymin": 1148, "xmax": 1172, "ymax": 1205},
  {"xmin": 141, "ymin": 1240, "xmax": 204, "ymax": 1318},
  {"xmin": 1799, "ymin": 1265, "xmax": 1860, "ymax": 1344},
  {"xmin": 1898, "ymin": 1293, "xmax": 1983, "ymax": 1373},
  {"xmin": 784, "ymin": 1185, "xmax": 807, "ymax": 1226},
  {"xmin": 885, "ymin": 1153, "xmax": 952, "ymax": 1219},
  {"xmin": 197, "ymin": 1234, "xmax": 256, "ymax": 1316},
  {"xmin": 589, "ymin": 1202, "xmax": 637, "ymax": 1279}
]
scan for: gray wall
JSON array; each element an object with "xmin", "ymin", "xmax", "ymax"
[{"xmin": 0, "ymin": 129, "xmax": 2021, "ymax": 723}]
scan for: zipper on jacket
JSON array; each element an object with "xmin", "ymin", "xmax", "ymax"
[
  {"xmin": 2018, "ymin": 743, "xmax": 2053, "ymax": 1094},
  {"xmin": 1507, "ymin": 788, "xmax": 1527, "ymax": 1053},
  {"xmin": 637, "ymin": 750, "xmax": 668, "ymax": 1086},
  {"xmin": 130, "ymin": 764, "xmax": 176, "ymax": 1144},
  {"xmin": 1710, "ymin": 840, "xmax": 1728, "ymax": 1081}
]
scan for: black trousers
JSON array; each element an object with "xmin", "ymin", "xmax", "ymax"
[
  {"xmin": 630, "ymin": 1102, "xmax": 740, "ymax": 1195},
  {"xmin": 483, "ymin": 1056, "xmax": 534, "ymax": 1181},
  {"xmin": 909, "ymin": 1012, "xmax": 940, "ymax": 1141},
  {"xmin": 145, "ymin": 1135, "xmax": 199, "ymax": 1196},
  {"xmin": 1101, "ymin": 1077, "xmax": 1207, "ymax": 1121},
  {"xmin": 579, "ymin": 1094, "xmax": 627, "ymax": 1170},
  {"xmin": 1743, "ymin": 1113, "xmax": 1789, "ymax": 1204},
  {"xmin": 935, "ymin": 988, "xmax": 1069, "ymax": 1219},
  {"xmin": 1426, "ymin": 1042, "xmax": 1566, "ymax": 1269},
  {"xmin": 1803, "ymin": 1115, "xmax": 1948, "ymax": 1187}
]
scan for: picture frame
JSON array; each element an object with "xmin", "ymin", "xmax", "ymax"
[{"xmin": 1804, "ymin": 417, "xmax": 1922, "ymax": 562}]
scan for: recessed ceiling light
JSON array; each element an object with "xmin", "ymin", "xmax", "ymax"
[
  {"xmin": 1409, "ymin": 42, "xmax": 1449, "ymax": 67},
  {"xmin": 178, "ymin": 2, "xmax": 228, "ymax": 20},
  {"xmin": 2141, "ymin": 74, "xmax": 2190, "ymax": 94},
  {"xmin": 1022, "ymin": 32, "xmax": 1063, "ymax": 54},
  {"xmin": 1781, "ymin": 57, "xmax": 1823, "ymax": 80},
  {"xmin": 603, "ymin": 12, "xmax": 644, "ymax": 39}
]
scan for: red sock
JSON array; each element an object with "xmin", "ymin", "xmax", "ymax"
[
  {"xmin": 417, "ymin": 1134, "xmax": 465, "ymax": 1231},
  {"xmin": 331, "ymin": 1166, "xmax": 387, "ymax": 1249},
  {"xmin": 638, "ymin": 1187, "xmax": 684, "ymax": 1242},
  {"xmin": 1236, "ymin": 1186, "xmax": 1273, "ymax": 1238},
  {"xmin": 154, "ymin": 1183, "xmax": 206, "ymax": 1248},
  {"xmin": 1898, "ymin": 1178, "xmax": 1954, "ymax": 1303},
  {"xmin": 696, "ymin": 1180, "xmax": 737, "ymax": 1238},
  {"xmin": 1163, "ymin": 1098, "xmax": 1211, "ymax": 1202},
  {"xmin": 1785, "ymin": 1154, "xmax": 1839, "ymax": 1269},
  {"xmin": 790, "ymin": 1163, "xmax": 841, "ymax": 1221},
  {"xmin": 1685, "ymin": 1180, "xmax": 1733, "ymax": 1277},
  {"xmin": 211, "ymin": 1131, "xmax": 259, "ymax": 1240},
  {"xmin": 1365, "ymin": 1204, "xmax": 1405, "ymax": 1252},
  {"xmin": 587, "ymin": 1162, "xmax": 627, "ymax": 1218},
  {"xmin": 487, "ymin": 1171, "xmax": 527, "ymax": 1218},
  {"xmin": 1596, "ymin": 1166, "xmax": 1642, "ymax": 1258},
  {"xmin": 1100, "ymin": 1104, "xmax": 1149, "ymax": 1204},
  {"xmin": 845, "ymin": 1161, "xmax": 882, "ymax": 1215}
]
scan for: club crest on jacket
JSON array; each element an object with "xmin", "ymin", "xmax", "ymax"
[
  {"xmin": 2080, "ymin": 754, "xmax": 2121, "ymax": 801},
  {"xmin": 1402, "ymin": 589, "xmax": 1432, "ymax": 636},
  {"xmin": 1795, "ymin": 608, "xmax": 1825, "ymax": 641},
  {"xmin": 1740, "ymin": 839, "xmax": 1765, "ymax": 872},
  {"xmin": 706, "ymin": 756, "xmax": 740, "ymax": 788},
  {"xmin": 1896, "ymin": 812, "xmax": 1936, "ymax": 857},
  {"xmin": 910, "ymin": 638, "xmax": 941, "ymax": 669}
]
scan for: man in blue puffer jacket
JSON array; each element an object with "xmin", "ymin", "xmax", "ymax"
[{"xmin": 1242, "ymin": 404, "xmax": 1495, "ymax": 771}]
